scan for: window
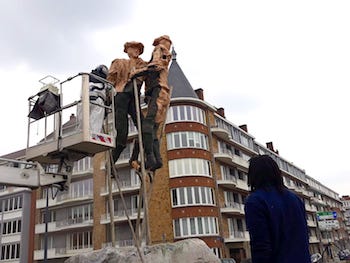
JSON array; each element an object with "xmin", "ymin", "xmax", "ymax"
[
  {"xmin": 171, "ymin": 187, "xmax": 215, "ymax": 207},
  {"xmin": 69, "ymin": 231, "xmax": 93, "ymax": 250},
  {"xmin": 68, "ymin": 204, "xmax": 93, "ymax": 223},
  {"xmin": 224, "ymin": 191, "xmax": 243, "ymax": 208},
  {"xmin": 2, "ymin": 196, "xmax": 22, "ymax": 212},
  {"xmin": 55, "ymin": 178, "xmax": 93, "ymax": 201},
  {"xmin": 73, "ymin": 157, "xmax": 92, "ymax": 173},
  {"xmin": 41, "ymin": 210, "xmax": 56, "ymax": 224},
  {"xmin": 169, "ymin": 158, "xmax": 211, "ymax": 178},
  {"xmin": 173, "ymin": 217, "xmax": 218, "ymax": 238},
  {"xmin": 167, "ymin": 132, "xmax": 208, "ymax": 150},
  {"xmin": 0, "ymin": 243, "xmax": 20, "ymax": 260},
  {"xmin": 2, "ymin": 219, "xmax": 22, "ymax": 235},
  {"xmin": 167, "ymin": 105, "xmax": 206, "ymax": 124},
  {"xmin": 228, "ymin": 218, "xmax": 247, "ymax": 238}
]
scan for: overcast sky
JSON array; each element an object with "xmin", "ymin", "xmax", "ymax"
[{"xmin": 1, "ymin": 0, "xmax": 349, "ymax": 196}]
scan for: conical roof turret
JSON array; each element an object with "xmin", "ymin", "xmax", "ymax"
[{"xmin": 168, "ymin": 48, "xmax": 198, "ymax": 99}]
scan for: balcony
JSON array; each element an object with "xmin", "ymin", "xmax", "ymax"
[
  {"xmin": 36, "ymin": 192, "xmax": 93, "ymax": 209},
  {"xmin": 305, "ymin": 204, "xmax": 317, "ymax": 213},
  {"xmin": 34, "ymin": 247, "xmax": 93, "ymax": 260},
  {"xmin": 100, "ymin": 208, "xmax": 143, "ymax": 224},
  {"xmin": 221, "ymin": 202, "xmax": 244, "ymax": 215},
  {"xmin": 236, "ymin": 179, "xmax": 249, "ymax": 192},
  {"xmin": 307, "ymin": 220, "xmax": 317, "ymax": 228},
  {"xmin": 100, "ymin": 180, "xmax": 141, "ymax": 196},
  {"xmin": 294, "ymin": 187, "xmax": 310, "ymax": 197},
  {"xmin": 225, "ymin": 231, "xmax": 250, "ymax": 243},
  {"xmin": 103, "ymin": 239, "xmax": 134, "ymax": 248},
  {"xmin": 217, "ymin": 174, "xmax": 237, "ymax": 189},
  {"xmin": 115, "ymin": 152, "xmax": 132, "ymax": 168},
  {"xmin": 211, "ymin": 126, "xmax": 232, "ymax": 142},
  {"xmin": 309, "ymin": 236, "xmax": 319, "ymax": 243},
  {"xmin": 35, "ymin": 218, "xmax": 93, "ymax": 234},
  {"xmin": 214, "ymin": 150, "xmax": 249, "ymax": 170},
  {"xmin": 311, "ymin": 197, "xmax": 327, "ymax": 206}
]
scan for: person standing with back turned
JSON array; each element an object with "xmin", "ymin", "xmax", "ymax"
[{"xmin": 244, "ymin": 155, "xmax": 311, "ymax": 263}]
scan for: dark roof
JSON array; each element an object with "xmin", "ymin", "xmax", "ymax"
[{"xmin": 168, "ymin": 48, "xmax": 198, "ymax": 99}]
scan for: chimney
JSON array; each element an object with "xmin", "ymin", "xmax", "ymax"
[
  {"xmin": 217, "ymin": 107, "xmax": 225, "ymax": 118},
  {"xmin": 239, "ymin": 124, "xmax": 248, "ymax": 133},
  {"xmin": 266, "ymin": 141, "xmax": 279, "ymax": 154},
  {"xmin": 266, "ymin": 142, "xmax": 274, "ymax": 151},
  {"xmin": 195, "ymin": 88, "xmax": 204, "ymax": 100}
]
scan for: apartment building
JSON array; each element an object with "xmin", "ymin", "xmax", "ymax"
[
  {"xmin": 0, "ymin": 151, "xmax": 35, "ymax": 263},
  {"xmin": 341, "ymin": 196, "xmax": 350, "ymax": 240},
  {"xmin": 0, "ymin": 49, "xmax": 349, "ymax": 262}
]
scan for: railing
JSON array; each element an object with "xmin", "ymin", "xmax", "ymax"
[
  {"xmin": 221, "ymin": 174, "xmax": 237, "ymax": 183},
  {"xmin": 34, "ymin": 246, "xmax": 93, "ymax": 260},
  {"xmin": 224, "ymin": 201, "xmax": 243, "ymax": 210},
  {"xmin": 227, "ymin": 230, "xmax": 249, "ymax": 242},
  {"xmin": 100, "ymin": 180, "xmax": 141, "ymax": 194},
  {"xmin": 56, "ymin": 191, "xmax": 93, "ymax": 202},
  {"xmin": 100, "ymin": 208, "xmax": 142, "ymax": 222},
  {"xmin": 56, "ymin": 217, "xmax": 93, "ymax": 228},
  {"xmin": 103, "ymin": 239, "xmax": 134, "ymax": 248}
]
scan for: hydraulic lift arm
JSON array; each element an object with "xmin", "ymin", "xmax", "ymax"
[{"xmin": 0, "ymin": 158, "xmax": 66, "ymax": 189}]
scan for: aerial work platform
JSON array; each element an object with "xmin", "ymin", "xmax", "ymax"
[{"xmin": 25, "ymin": 73, "xmax": 115, "ymax": 165}]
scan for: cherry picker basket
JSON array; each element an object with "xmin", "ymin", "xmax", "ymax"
[{"xmin": 26, "ymin": 73, "xmax": 115, "ymax": 164}]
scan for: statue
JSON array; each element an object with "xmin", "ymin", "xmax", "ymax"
[
  {"xmin": 107, "ymin": 41, "xmax": 147, "ymax": 164},
  {"xmin": 130, "ymin": 35, "xmax": 172, "ymax": 171}
]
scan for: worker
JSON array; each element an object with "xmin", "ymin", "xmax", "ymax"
[{"xmin": 77, "ymin": 64, "xmax": 109, "ymax": 133}]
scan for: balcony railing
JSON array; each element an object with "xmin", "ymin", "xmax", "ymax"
[
  {"xmin": 100, "ymin": 180, "xmax": 141, "ymax": 195},
  {"xmin": 309, "ymin": 236, "xmax": 319, "ymax": 243},
  {"xmin": 217, "ymin": 174, "xmax": 237, "ymax": 189},
  {"xmin": 311, "ymin": 197, "xmax": 327, "ymax": 206},
  {"xmin": 35, "ymin": 218, "xmax": 93, "ymax": 234},
  {"xmin": 307, "ymin": 219, "xmax": 317, "ymax": 227},
  {"xmin": 214, "ymin": 149, "xmax": 249, "ymax": 170},
  {"xmin": 34, "ymin": 247, "xmax": 93, "ymax": 260},
  {"xmin": 56, "ymin": 217, "xmax": 93, "ymax": 228},
  {"xmin": 236, "ymin": 179, "xmax": 249, "ymax": 191},
  {"xmin": 103, "ymin": 239, "xmax": 134, "ymax": 248},
  {"xmin": 36, "ymin": 192, "xmax": 93, "ymax": 209},
  {"xmin": 221, "ymin": 202, "xmax": 245, "ymax": 215},
  {"xmin": 100, "ymin": 208, "xmax": 142, "ymax": 223},
  {"xmin": 225, "ymin": 230, "xmax": 250, "ymax": 242}
]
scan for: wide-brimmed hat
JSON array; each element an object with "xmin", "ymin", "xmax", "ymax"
[
  {"xmin": 153, "ymin": 35, "xmax": 172, "ymax": 46},
  {"xmin": 124, "ymin": 41, "xmax": 144, "ymax": 54}
]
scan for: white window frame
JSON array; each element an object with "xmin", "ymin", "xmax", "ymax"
[
  {"xmin": 173, "ymin": 217, "xmax": 218, "ymax": 238},
  {"xmin": 171, "ymin": 186, "xmax": 215, "ymax": 207},
  {"xmin": 167, "ymin": 131, "xmax": 208, "ymax": 150},
  {"xmin": 169, "ymin": 158, "xmax": 211, "ymax": 178},
  {"xmin": 167, "ymin": 105, "xmax": 206, "ymax": 125}
]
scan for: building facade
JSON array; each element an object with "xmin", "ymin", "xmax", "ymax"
[{"xmin": 0, "ymin": 50, "xmax": 349, "ymax": 262}]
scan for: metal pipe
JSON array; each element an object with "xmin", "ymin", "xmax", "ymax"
[
  {"xmin": 132, "ymin": 77, "xmax": 151, "ymax": 246},
  {"xmin": 43, "ymin": 188, "xmax": 49, "ymax": 262}
]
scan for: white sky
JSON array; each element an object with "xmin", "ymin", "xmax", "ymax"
[{"xmin": 0, "ymin": 0, "xmax": 349, "ymax": 196}]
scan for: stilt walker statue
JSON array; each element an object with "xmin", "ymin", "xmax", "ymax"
[
  {"xmin": 106, "ymin": 36, "xmax": 172, "ymax": 251},
  {"xmin": 130, "ymin": 35, "xmax": 173, "ymax": 172},
  {"xmin": 107, "ymin": 41, "xmax": 147, "ymax": 165}
]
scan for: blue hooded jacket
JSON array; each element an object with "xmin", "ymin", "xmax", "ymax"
[{"xmin": 245, "ymin": 188, "xmax": 311, "ymax": 263}]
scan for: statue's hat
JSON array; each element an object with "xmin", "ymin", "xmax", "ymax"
[
  {"xmin": 153, "ymin": 35, "xmax": 172, "ymax": 46},
  {"xmin": 124, "ymin": 41, "xmax": 144, "ymax": 54}
]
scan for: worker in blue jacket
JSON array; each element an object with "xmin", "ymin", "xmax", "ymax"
[{"xmin": 244, "ymin": 155, "xmax": 311, "ymax": 263}]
